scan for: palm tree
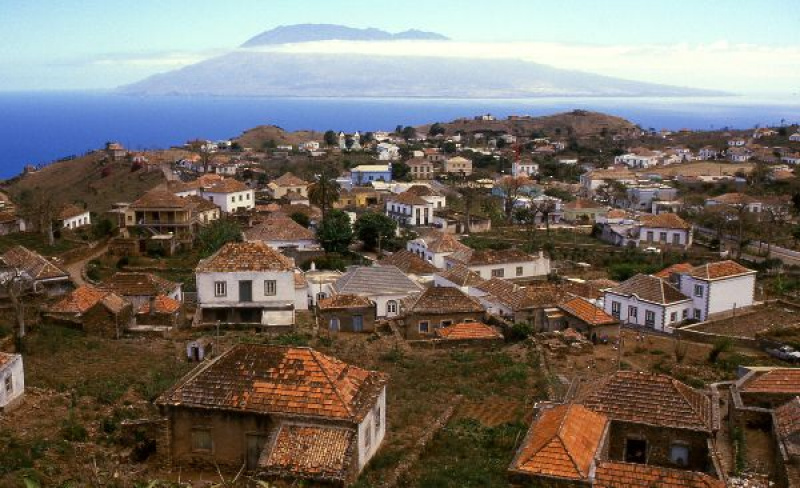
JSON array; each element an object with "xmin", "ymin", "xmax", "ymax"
[{"xmin": 309, "ymin": 174, "xmax": 341, "ymax": 217}]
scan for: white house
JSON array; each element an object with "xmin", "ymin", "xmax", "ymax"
[
  {"xmin": 637, "ymin": 213, "xmax": 693, "ymax": 249},
  {"xmin": 512, "ymin": 160, "xmax": 539, "ymax": 178},
  {"xmin": 614, "ymin": 152, "xmax": 659, "ymax": 169},
  {"xmin": 728, "ymin": 138, "xmax": 747, "ymax": 147},
  {"xmin": 405, "ymin": 185, "xmax": 446, "ymax": 209},
  {"xmin": 407, "ymin": 230, "xmax": 469, "ymax": 269},
  {"xmin": 674, "ymin": 261, "xmax": 757, "ymax": 321},
  {"xmin": 0, "ymin": 352, "xmax": 24, "ymax": 411},
  {"xmin": 201, "ymin": 179, "xmax": 254, "ymax": 213},
  {"xmin": 385, "ymin": 191, "xmax": 436, "ymax": 227},
  {"xmin": 625, "ymin": 184, "xmax": 678, "ymax": 211},
  {"xmin": 604, "ymin": 274, "xmax": 692, "ymax": 334},
  {"xmin": 331, "ymin": 265, "xmax": 423, "ymax": 318},
  {"xmin": 59, "ymin": 205, "xmax": 91, "ymax": 230},
  {"xmin": 444, "ymin": 248, "xmax": 551, "ymax": 281},
  {"xmin": 195, "ymin": 241, "xmax": 297, "ymax": 327},
  {"xmin": 697, "ymin": 146, "xmax": 720, "ymax": 160},
  {"xmin": 789, "ymin": 132, "xmax": 800, "ymax": 142},
  {"xmin": 727, "ymin": 147, "xmax": 752, "ymax": 162},
  {"xmin": 376, "ymin": 142, "xmax": 400, "ymax": 161},
  {"xmin": 299, "ymin": 141, "xmax": 320, "ymax": 152},
  {"xmin": 579, "ymin": 167, "xmax": 638, "ymax": 196}
]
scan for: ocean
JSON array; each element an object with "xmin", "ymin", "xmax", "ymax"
[{"xmin": 2, "ymin": 91, "xmax": 800, "ymax": 180}]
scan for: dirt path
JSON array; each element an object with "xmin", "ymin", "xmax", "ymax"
[{"xmin": 65, "ymin": 242, "xmax": 108, "ymax": 286}]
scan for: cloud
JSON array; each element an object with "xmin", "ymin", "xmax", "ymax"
[
  {"xmin": 86, "ymin": 50, "xmax": 224, "ymax": 68},
  {"xmin": 243, "ymin": 39, "xmax": 800, "ymax": 94}
]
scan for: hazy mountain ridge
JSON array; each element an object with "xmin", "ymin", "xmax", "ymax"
[
  {"xmin": 241, "ymin": 24, "xmax": 449, "ymax": 46},
  {"xmin": 118, "ymin": 50, "xmax": 726, "ymax": 98}
]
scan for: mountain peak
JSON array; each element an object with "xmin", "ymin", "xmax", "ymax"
[{"xmin": 240, "ymin": 24, "xmax": 449, "ymax": 47}]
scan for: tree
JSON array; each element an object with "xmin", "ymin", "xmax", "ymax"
[
  {"xmin": 0, "ymin": 265, "xmax": 34, "ymax": 349},
  {"xmin": 355, "ymin": 212, "xmax": 396, "ymax": 252},
  {"xmin": 532, "ymin": 198, "xmax": 558, "ymax": 235},
  {"xmin": 290, "ymin": 212, "xmax": 311, "ymax": 228},
  {"xmin": 197, "ymin": 218, "xmax": 242, "ymax": 257},
  {"xmin": 16, "ymin": 189, "xmax": 56, "ymax": 246},
  {"xmin": 317, "ymin": 210, "xmax": 353, "ymax": 254},
  {"xmin": 443, "ymin": 141, "xmax": 457, "ymax": 154},
  {"xmin": 428, "ymin": 123, "xmax": 445, "ymax": 137},
  {"xmin": 308, "ymin": 173, "xmax": 341, "ymax": 217},
  {"xmin": 187, "ymin": 139, "xmax": 212, "ymax": 174},
  {"xmin": 496, "ymin": 176, "xmax": 531, "ymax": 222},
  {"xmin": 324, "ymin": 130, "xmax": 337, "ymax": 146},
  {"xmin": 391, "ymin": 161, "xmax": 411, "ymax": 182},
  {"xmin": 401, "ymin": 126, "xmax": 417, "ymax": 141}
]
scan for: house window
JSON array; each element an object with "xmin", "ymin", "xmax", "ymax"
[
  {"xmin": 419, "ymin": 321, "xmax": 429, "ymax": 333},
  {"xmin": 516, "ymin": 266, "xmax": 523, "ymax": 277},
  {"xmin": 231, "ymin": 196, "xmax": 235, "ymax": 203},
  {"xmin": 672, "ymin": 234, "xmax": 681, "ymax": 245},
  {"xmin": 659, "ymin": 232, "xmax": 667, "ymax": 242},
  {"xmin": 694, "ymin": 285, "xmax": 703, "ymax": 297},
  {"xmin": 611, "ymin": 301, "xmax": 621, "ymax": 318},
  {"xmin": 239, "ymin": 195, "xmax": 243, "ymax": 201},
  {"xmin": 645, "ymin": 310, "xmax": 656, "ymax": 327},
  {"xmin": 374, "ymin": 405, "xmax": 381, "ymax": 432},
  {"xmin": 364, "ymin": 424, "xmax": 372, "ymax": 450},
  {"xmin": 329, "ymin": 317, "xmax": 340, "ymax": 331},
  {"xmin": 191, "ymin": 428, "xmax": 213, "ymax": 452},
  {"xmin": 682, "ymin": 309, "xmax": 688, "ymax": 319},
  {"xmin": 440, "ymin": 320, "xmax": 453, "ymax": 328},
  {"xmin": 491, "ymin": 268, "xmax": 504, "ymax": 278},
  {"xmin": 387, "ymin": 300, "xmax": 398, "ymax": 314},
  {"xmin": 628, "ymin": 306, "xmax": 638, "ymax": 320},
  {"xmin": 246, "ymin": 193, "xmax": 251, "ymax": 200},
  {"xmin": 264, "ymin": 280, "xmax": 277, "ymax": 296},
  {"xmin": 4, "ymin": 374, "xmax": 12, "ymax": 394},
  {"xmin": 670, "ymin": 311, "xmax": 678, "ymax": 322},
  {"xmin": 316, "ymin": 292, "xmax": 327, "ymax": 302},
  {"xmin": 646, "ymin": 231, "xmax": 654, "ymax": 242},
  {"xmin": 693, "ymin": 309, "xmax": 701, "ymax": 319},
  {"xmin": 214, "ymin": 281, "xmax": 227, "ymax": 297},
  {"xmin": 625, "ymin": 438, "xmax": 648, "ymax": 464},
  {"xmin": 670, "ymin": 443, "xmax": 689, "ymax": 466}
]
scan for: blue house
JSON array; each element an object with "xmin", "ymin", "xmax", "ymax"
[{"xmin": 350, "ymin": 164, "xmax": 392, "ymax": 186}]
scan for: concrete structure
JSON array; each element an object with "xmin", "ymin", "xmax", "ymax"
[{"xmin": 0, "ymin": 353, "xmax": 24, "ymax": 411}]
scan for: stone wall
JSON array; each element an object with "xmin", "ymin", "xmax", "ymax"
[
  {"xmin": 606, "ymin": 421, "xmax": 712, "ymax": 472},
  {"xmin": 402, "ymin": 311, "xmax": 485, "ymax": 340}
]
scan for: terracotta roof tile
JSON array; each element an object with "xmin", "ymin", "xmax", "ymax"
[
  {"xmin": 653, "ymin": 263, "xmax": 694, "ymax": 279},
  {"xmin": 101, "ymin": 272, "xmax": 179, "ymax": 297},
  {"xmin": 132, "ymin": 188, "xmax": 193, "ymax": 209},
  {"xmin": 576, "ymin": 371, "xmax": 714, "ymax": 432},
  {"xmin": 402, "ymin": 286, "xmax": 485, "ymax": 315},
  {"xmin": 48, "ymin": 285, "xmax": 129, "ymax": 315},
  {"xmin": 273, "ymin": 172, "xmax": 309, "ymax": 187},
  {"xmin": 435, "ymin": 322, "xmax": 502, "ymax": 340},
  {"xmin": 58, "ymin": 204, "xmax": 86, "ymax": 220},
  {"xmin": 387, "ymin": 191, "xmax": 430, "ymax": 206},
  {"xmin": 510, "ymin": 404, "xmax": 608, "ymax": 481},
  {"xmin": 639, "ymin": 213, "xmax": 691, "ymax": 230},
  {"xmin": 379, "ymin": 250, "xmax": 438, "ymax": 275},
  {"xmin": 294, "ymin": 270, "xmax": 308, "ymax": 289},
  {"xmin": 559, "ymin": 297, "xmax": 617, "ymax": 327},
  {"xmin": 422, "ymin": 231, "xmax": 470, "ymax": 253},
  {"xmin": 607, "ymin": 274, "xmax": 689, "ymax": 305},
  {"xmin": 1, "ymin": 245, "xmax": 69, "ymax": 281},
  {"xmin": 137, "ymin": 295, "xmax": 182, "ymax": 314},
  {"xmin": 594, "ymin": 461, "xmax": 724, "ymax": 488},
  {"xmin": 774, "ymin": 397, "xmax": 800, "ymax": 459},
  {"xmin": 318, "ymin": 294, "xmax": 372, "ymax": 310},
  {"xmin": 196, "ymin": 241, "xmax": 295, "ymax": 273},
  {"xmin": 436, "ymin": 264, "xmax": 486, "ymax": 288},
  {"xmin": 689, "ymin": 260, "xmax": 755, "ymax": 280},
  {"xmin": 157, "ymin": 344, "xmax": 387, "ymax": 421},
  {"xmin": 204, "ymin": 178, "xmax": 249, "ymax": 194},
  {"xmin": 259, "ymin": 423, "xmax": 355, "ymax": 482},
  {"xmin": 741, "ymin": 368, "xmax": 800, "ymax": 394},
  {"xmin": 244, "ymin": 214, "xmax": 315, "ymax": 242},
  {"xmin": 0, "ymin": 352, "xmax": 16, "ymax": 369}
]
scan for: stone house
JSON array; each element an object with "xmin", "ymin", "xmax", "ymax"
[
  {"xmin": 0, "ymin": 352, "xmax": 24, "ymax": 411},
  {"xmin": 100, "ymin": 271, "xmax": 182, "ymax": 310},
  {"xmin": 155, "ymin": 344, "xmax": 388, "ymax": 485},
  {"xmin": 471, "ymin": 279, "xmax": 572, "ymax": 329},
  {"xmin": 400, "ymin": 286, "xmax": 485, "ymax": 339},
  {"xmin": 331, "ymin": 265, "xmax": 423, "ymax": 318},
  {"xmin": 46, "ymin": 285, "xmax": 134, "ymax": 339},
  {"xmin": 434, "ymin": 322, "xmax": 504, "ymax": 347},
  {"xmin": 571, "ymin": 371, "xmax": 720, "ymax": 473},
  {"xmin": 773, "ymin": 397, "xmax": 800, "ymax": 488},
  {"xmin": 317, "ymin": 294, "xmax": 377, "ymax": 333},
  {"xmin": 603, "ymin": 274, "xmax": 692, "ymax": 334},
  {"xmin": 405, "ymin": 157, "xmax": 435, "ymax": 180},
  {"xmin": 557, "ymin": 296, "xmax": 619, "ymax": 337},
  {"xmin": 195, "ymin": 241, "xmax": 297, "ymax": 327},
  {"xmin": 442, "ymin": 156, "xmax": 472, "ymax": 176},
  {"xmin": 136, "ymin": 295, "xmax": 185, "ymax": 329},
  {"xmin": 1, "ymin": 245, "xmax": 72, "ymax": 297}
]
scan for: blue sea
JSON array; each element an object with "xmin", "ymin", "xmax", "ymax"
[{"xmin": 2, "ymin": 91, "xmax": 800, "ymax": 180}]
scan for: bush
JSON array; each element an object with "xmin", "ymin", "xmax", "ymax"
[
  {"xmin": 708, "ymin": 338, "xmax": 733, "ymax": 363},
  {"xmin": 508, "ymin": 322, "xmax": 534, "ymax": 341},
  {"xmin": 60, "ymin": 415, "xmax": 88, "ymax": 442}
]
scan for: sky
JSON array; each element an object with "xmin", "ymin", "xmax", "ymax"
[{"xmin": 1, "ymin": 0, "xmax": 799, "ymax": 94}]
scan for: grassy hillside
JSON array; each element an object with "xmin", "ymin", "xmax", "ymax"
[
  {"xmin": 235, "ymin": 125, "xmax": 325, "ymax": 150},
  {"xmin": 5, "ymin": 154, "xmax": 165, "ymax": 214}
]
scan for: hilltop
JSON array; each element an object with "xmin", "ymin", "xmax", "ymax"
[
  {"xmin": 234, "ymin": 125, "xmax": 325, "ymax": 149},
  {"xmin": 420, "ymin": 110, "xmax": 639, "ymax": 138},
  {"xmin": 241, "ymin": 24, "xmax": 448, "ymax": 46}
]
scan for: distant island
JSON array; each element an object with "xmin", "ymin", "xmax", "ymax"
[{"xmin": 118, "ymin": 24, "xmax": 728, "ymax": 99}]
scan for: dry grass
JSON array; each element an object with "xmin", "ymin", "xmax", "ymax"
[{"xmin": 642, "ymin": 161, "xmax": 755, "ymax": 178}]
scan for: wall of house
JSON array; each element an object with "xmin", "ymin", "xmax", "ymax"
[
  {"xmin": 467, "ymin": 257, "xmax": 550, "ymax": 281},
  {"xmin": 606, "ymin": 421, "xmax": 711, "ymax": 472},
  {"xmin": 63, "ymin": 211, "xmax": 92, "ymax": 229},
  {"xmin": 603, "ymin": 293, "xmax": 691, "ymax": 333},
  {"xmin": 403, "ymin": 310, "xmax": 485, "ymax": 339},
  {"xmin": 0, "ymin": 355, "xmax": 24, "ymax": 410},
  {"xmin": 197, "ymin": 271, "xmax": 295, "ymax": 307},
  {"xmin": 637, "ymin": 226, "xmax": 692, "ymax": 248},
  {"xmin": 83, "ymin": 304, "xmax": 134, "ymax": 339},
  {"xmin": 371, "ymin": 294, "xmax": 410, "ymax": 318},
  {"xmin": 319, "ymin": 306, "xmax": 377, "ymax": 333},
  {"xmin": 356, "ymin": 386, "xmax": 387, "ymax": 470},
  {"xmin": 204, "ymin": 190, "xmax": 254, "ymax": 213},
  {"xmin": 705, "ymin": 275, "xmax": 755, "ymax": 320},
  {"xmin": 264, "ymin": 239, "xmax": 318, "ymax": 251}
]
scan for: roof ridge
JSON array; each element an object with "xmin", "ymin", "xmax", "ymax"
[
  {"xmin": 310, "ymin": 349, "xmax": 355, "ymax": 418},
  {"xmin": 556, "ymin": 405, "xmax": 584, "ymax": 477}
]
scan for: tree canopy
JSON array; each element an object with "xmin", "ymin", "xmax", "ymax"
[
  {"xmin": 197, "ymin": 218, "xmax": 242, "ymax": 257},
  {"xmin": 317, "ymin": 210, "xmax": 354, "ymax": 254},
  {"xmin": 355, "ymin": 212, "xmax": 397, "ymax": 252}
]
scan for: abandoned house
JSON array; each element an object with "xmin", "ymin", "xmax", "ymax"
[
  {"xmin": 100, "ymin": 271, "xmax": 182, "ymax": 309},
  {"xmin": 1, "ymin": 245, "xmax": 72, "ymax": 296},
  {"xmin": 45, "ymin": 285, "xmax": 134, "ymax": 338},
  {"xmin": 556, "ymin": 296, "xmax": 619, "ymax": 337},
  {"xmin": 317, "ymin": 294, "xmax": 377, "ymax": 333},
  {"xmin": 155, "ymin": 344, "xmax": 388, "ymax": 486},
  {"xmin": 136, "ymin": 295, "xmax": 184, "ymax": 330},
  {"xmin": 400, "ymin": 286, "xmax": 485, "ymax": 340}
]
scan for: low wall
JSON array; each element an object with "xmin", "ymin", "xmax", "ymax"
[
  {"xmin": 676, "ymin": 327, "xmax": 760, "ymax": 349},
  {"xmin": 406, "ymin": 337, "xmax": 504, "ymax": 350}
]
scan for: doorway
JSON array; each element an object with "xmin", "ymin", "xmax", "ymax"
[
  {"xmin": 245, "ymin": 434, "xmax": 269, "ymax": 471},
  {"xmin": 239, "ymin": 280, "xmax": 253, "ymax": 302}
]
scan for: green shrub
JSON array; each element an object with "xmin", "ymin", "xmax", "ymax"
[
  {"xmin": 708, "ymin": 338, "xmax": 733, "ymax": 363},
  {"xmin": 60, "ymin": 415, "xmax": 88, "ymax": 442},
  {"xmin": 508, "ymin": 322, "xmax": 533, "ymax": 341}
]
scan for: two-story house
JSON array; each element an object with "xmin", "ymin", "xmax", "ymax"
[
  {"xmin": 674, "ymin": 260, "xmax": 757, "ymax": 321},
  {"xmin": 156, "ymin": 344, "xmax": 388, "ymax": 484},
  {"xmin": 385, "ymin": 191, "xmax": 435, "ymax": 227},
  {"xmin": 442, "ymin": 156, "xmax": 472, "ymax": 176},
  {"xmin": 405, "ymin": 158, "xmax": 435, "ymax": 180},
  {"xmin": 128, "ymin": 189, "xmax": 199, "ymax": 246},
  {"xmin": 196, "ymin": 241, "xmax": 297, "ymax": 327},
  {"xmin": 267, "ymin": 172, "xmax": 310, "ymax": 200}
]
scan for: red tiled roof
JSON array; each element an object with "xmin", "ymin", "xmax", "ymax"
[
  {"xmin": 204, "ymin": 178, "xmax": 249, "ymax": 194},
  {"xmin": 0, "ymin": 352, "xmax": 16, "ymax": 369},
  {"xmin": 594, "ymin": 461, "xmax": 724, "ymax": 488},
  {"xmin": 607, "ymin": 274, "xmax": 689, "ymax": 305},
  {"xmin": 577, "ymin": 371, "xmax": 714, "ymax": 432},
  {"xmin": 196, "ymin": 241, "xmax": 295, "ymax": 273},
  {"xmin": 448, "ymin": 248, "xmax": 538, "ymax": 266},
  {"xmin": 774, "ymin": 397, "xmax": 800, "ymax": 459},
  {"xmin": 380, "ymin": 250, "xmax": 438, "ymax": 275},
  {"xmin": 48, "ymin": 285, "xmax": 128, "ymax": 315},
  {"xmin": 58, "ymin": 204, "xmax": 86, "ymax": 220},
  {"xmin": 318, "ymin": 294, "xmax": 373, "ymax": 310},
  {"xmin": 423, "ymin": 231, "xmax": 469, "ymax": 253},
  {"xmin": 131, "ymin": 188, "xmax": 192, "ymax": 209},
  {"xmin": 387, "ymin": 191, "xmax": 429, "ymax": 206},
  {"xmin": 639, "ymin": 213, "xmax": 691, "ymax": 230},
  {"xmin": 259, "ymin": 423, "xmax": 355, "ymax": 482},
  {"xmin": 272, "ymin": 172, "xmax": 308, "ymax": 187},
  {"xmin": 244, "ymin": 214, "xmax": 315, "ymax": 242},
  {"xmin": 435, "ymin": 322, "xmax": 502, "ymax": 340},
  {"xmin": 510, "ymin": 404, "xmax": 608, "ymax": 481},
  {"xmin": 741, "ymin": 369, "xmax": 800, "ymax": 394},
  {"xmin": 402, "ymin": 286, "xmax": 485, "ymax": 315},
  {"xmin": 689, "ymin": 260, "xmax": 755, "ymax": 280},
  {"xmin": 157, "ymin": 344, "xmax": 387, "ymax": 421},
  {"xmin": 101, "ymin": 272, "xmax": 179, "ymax": 297},
  {"xmin": 137, "ymin": 295, "xmax": 182, "ymax": 314},
  {"xmin": 653, "ymin": 263, "xmax": 694, "ymax": 279},
  {"xmin": 559, "ymin": 297, "xmax": 617, "ymax": 327},
  {"xmin": 1, "ymin": 245, "xmax": 69, "ymax": 281},
  {"xmin": 436, "ymin": 264, "xmax": 486, "ymax": 288}
]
